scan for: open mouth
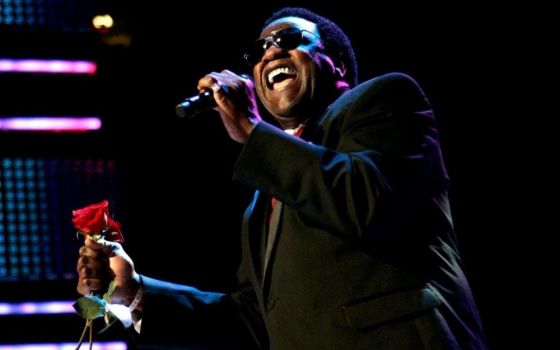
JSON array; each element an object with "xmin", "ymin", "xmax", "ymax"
[{"xmin": 266, "ymin": 65, "xmax": 297, "ymax": 91}]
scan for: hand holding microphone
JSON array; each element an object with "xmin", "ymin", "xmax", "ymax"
[
  {"xmin": 175, "ymin": 83, "xmax": 221, "ymax": 119},
  {"xmin": 175, "ymin": 73, "xmax": 253, "ymax": 119},
  {"xmin": 175, "ymin": 71, "xmax": 261, "ymax": 144}
]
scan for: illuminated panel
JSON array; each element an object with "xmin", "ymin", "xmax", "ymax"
[
  {"xmin": 0, "ymin": 301, "xmax": 74, "ymax": 315},
  {"xmin": 0, "ymin": 59, "xmax": 97, "ymax": 75},
  {"xmin": 0, "ymin": 157, "xmax": 119, "ymax": 281},
  {"xmin": 0, "ymin": 0, "xmax": 101, "ymax": 33},
  {"xmin": 0, "ymin": 117, "xmax": 101, "ymax": 132}
]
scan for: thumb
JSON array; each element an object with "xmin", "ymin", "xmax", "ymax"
[{"xmin": 86, "ymin": 237, "xmax": 124, "ymax": 258}]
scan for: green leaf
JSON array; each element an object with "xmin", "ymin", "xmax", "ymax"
[
  {"xmin": 87, "ymin": 233, "xmax": 103, "ymax": 241},
  {"xmin": 103, "ymin": 281, "xmax": 116, "ymax": 303},
  {"xmin": 73, "ymin": 295, "xmax": 107, "ymax": 320},
  {"xmin": 106, "ymin": 281, "xmax": 116, "ymax": 297},
  {"xmin": 99, "ymin": 311, "xmax": 119, "ymax": 333},
  {"xmin": 100, "ymin": 304, "xmax": 133, "ymax": 333}
]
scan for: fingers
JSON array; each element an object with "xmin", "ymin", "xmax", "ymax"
[
  {"xmin": 76, "ymin": 251, "xmax": 108, "ymax": 272},
  {"xmin": 204, "ymin": 72, "xmax": 254, "ymax": 110},
  {"xmin": 197, "ymin": 71, "xmax": 253, "ymax": 95},
  {"xmin": 77, "ymin": 239, "xmax": 116, "ymax": 295},
  {"xmin": 76, "ymin": 233, "xmax": 138, "ymax": 303},
  {"xmin": 195, "ymin": 70, "xmax": 260, "ymax": 143},
  {"xmin": 77, "ymin": 272, "xmax": 105, "ymax": 294},
  {"xmin": 197, "ymin": 74, "xmax": 216, "ymax": 92},
  {"xmin": 85, "ymin": 236, "xmax": 122, "ymax": 257},
  {"xmin": 76, "ymin": 253, "xmax": 110, "ymax": 295},
  {"xmin": 222, "ymin": 70, "xmax": 253, "ymax": 82}
]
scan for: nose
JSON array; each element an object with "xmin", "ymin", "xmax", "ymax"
[{"xmin": 262, "ymin": 45, "xmax": 289, "ymax": 64}]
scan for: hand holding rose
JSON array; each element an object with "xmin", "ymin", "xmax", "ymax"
[
  {"xmin": 74, "ymin": 200, "xmax": 141, "ymax": 308},
  {"xmin": 76, "ymin": 237, "xmax": 140, "ymax": 307},
  {"xmin": 72, "ymin": 200, "xmax": 142, "ymax": 348}
]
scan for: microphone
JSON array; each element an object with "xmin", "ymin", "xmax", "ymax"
[{"xmin": 175, "ymin": 89, "xmax": 216, "ymax": 118}]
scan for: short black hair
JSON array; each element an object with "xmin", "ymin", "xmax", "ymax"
[{"xmin": 263, "ymin": 7, "xmax": 358, "ymax": 87}]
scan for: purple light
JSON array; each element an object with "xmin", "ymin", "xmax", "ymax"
[
  {"xmin": 19, "ymin": 303, "xmax": 38, "ymax": 314},
  {"xmin": 0, "ymin": 59, "xmax": 97, "ymax": 75},
  {"xmin": 0, "ymin": 342, "xmax": 127, "ymax": 350},
  {"xmin": 0, "ymin": 301, "xmax": 75, "ymax": 315},
  {"xmin": 0, "ymin": 117, "xmax": 101, "ymax": 132}
]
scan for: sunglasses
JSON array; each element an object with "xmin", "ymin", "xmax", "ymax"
[{"xmin": 243, "ymin": 27, "xmax": 317, "ymax": 66}]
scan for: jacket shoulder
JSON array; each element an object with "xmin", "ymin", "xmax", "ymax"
[{"xmin": 332, "ymin": 72, "xmax": 430, "ymax": 112}]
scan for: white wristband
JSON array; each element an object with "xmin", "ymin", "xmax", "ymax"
[{"xmin": 128, "ymin": 278, "xmax": 143, "ymax": 311}]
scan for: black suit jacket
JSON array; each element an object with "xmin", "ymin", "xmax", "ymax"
[{"xmin": 137, "ymin": 73, "xmax": 487, "ymax": 349}]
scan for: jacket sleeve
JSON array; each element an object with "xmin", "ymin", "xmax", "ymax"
[
  {"xmin": 233, "ymin": 73, "xmax": 448, "ymax": 240},
  {"xmin": 136, "ymin": 274, "xmax": 259, "ymax": 349}
]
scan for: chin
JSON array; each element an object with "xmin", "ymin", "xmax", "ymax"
[
  {"xmin": 272, "ymin": 104, "xmax": 308, "ymax": 125},
  {"xmin": 281, "ymin": 91, "xmax": 307, "ymax": 111}
]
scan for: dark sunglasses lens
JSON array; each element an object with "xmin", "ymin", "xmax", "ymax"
[
  {"xmin": 244, "ymin": 39, "xmax": 266, "ymax": 66},
  {"xmin": 243, "ymin": 29, "xmax": 304, "ymax": 66},
  {"xmin": 275, "ymin": 30, "xmax": 302, "ymax": 50}
]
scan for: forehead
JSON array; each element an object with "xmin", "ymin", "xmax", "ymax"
[{"xmin": 260, "ymin": 16, "xmax": 319, "ymax": 38}]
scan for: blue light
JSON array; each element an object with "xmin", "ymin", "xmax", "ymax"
[{"xmin": 1, "ymin": 156, "xmax": 119, "ymax": 281}]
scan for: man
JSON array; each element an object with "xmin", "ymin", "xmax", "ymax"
[{"xmin": 77, "ymin": 7, "xmax": 487, "ymax": 349}]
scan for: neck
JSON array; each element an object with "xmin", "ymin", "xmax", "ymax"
[
  {"xmin": 278, "ymin": 118, "xmax": 305, "ymax": 130},
  {"xmin": 275, "ymin": 83, "xmax": 349, "ymax": 130}
]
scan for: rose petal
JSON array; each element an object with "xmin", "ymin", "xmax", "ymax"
[{"xmin": 71, "ymin": 200, "xmax": 124, "ymax": 241}]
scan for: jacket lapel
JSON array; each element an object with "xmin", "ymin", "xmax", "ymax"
[
  {"xmin": 263, "ymin": 200, "xmax": 283, "ymax": 285},
  {"xmin": 243, "ymin": 190, "xmax": 268, "ymax": 285}
]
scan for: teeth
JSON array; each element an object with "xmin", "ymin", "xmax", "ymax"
[{"xmin": 267, "ymin": 67, "xmax": 294, "ymax": 84}]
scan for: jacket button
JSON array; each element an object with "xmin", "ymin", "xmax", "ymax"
[{"xmin": 265, "ymin": 298, "xmax": 276, "ymax": 310}]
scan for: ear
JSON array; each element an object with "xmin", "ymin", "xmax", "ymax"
[
  {"xmin": 334, "ymin": 57, "xmax": 347, "ymax": 79},
  {"xmin": 335, "ymin": 65, "xmax": 346, "ymax": 78}
]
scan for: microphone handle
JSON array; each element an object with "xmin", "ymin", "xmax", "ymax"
[{"xmin": 175, "ymin": 90, "xmax": 216, "ymax": 118}]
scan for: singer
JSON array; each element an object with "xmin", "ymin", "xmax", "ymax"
[{"xmin": 77, "ymin": 7, "xmax": 488, "ymax": 349}]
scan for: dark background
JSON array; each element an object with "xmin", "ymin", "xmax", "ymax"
[{"xmin": 1, "ymin": 0, "xmax": 541, "ymax": 348}]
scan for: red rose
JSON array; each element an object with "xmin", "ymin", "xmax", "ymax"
[{"xmin": 72, "ymin": 200, "xmax": 124, "ymax": 243}]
